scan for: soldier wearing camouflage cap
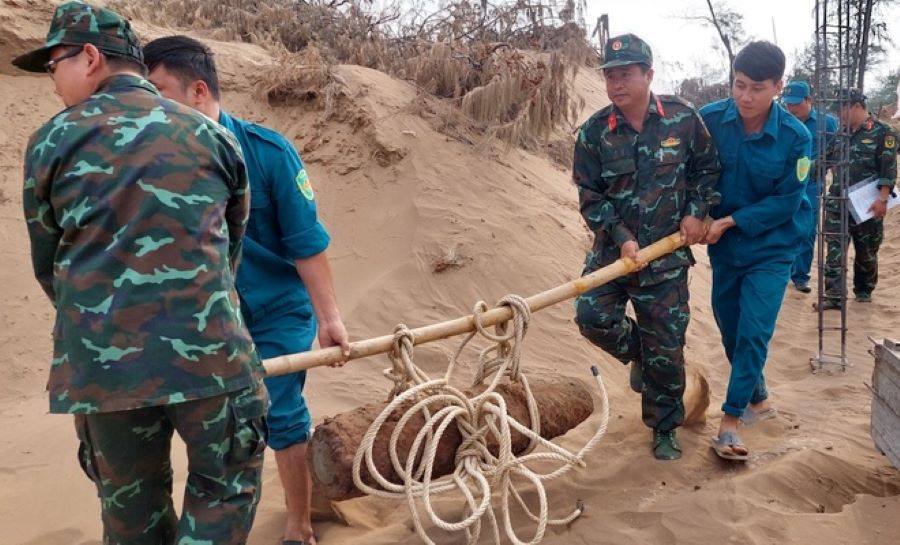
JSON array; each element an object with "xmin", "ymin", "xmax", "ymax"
[
  {"xmin": 17, "ymin": 3, "xmax": 268, "ymax": 543},
  {"xmin": 573, "ymin": 33, "xmax": 721, "ymax": 460},
  {"xmin": 819, "ymin": 88, "xmax": 897, "ymax": 308}
]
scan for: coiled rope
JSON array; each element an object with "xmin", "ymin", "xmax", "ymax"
[{"xmin": 351, "ymin": 294, "xmax": 610, "ymax": 545}]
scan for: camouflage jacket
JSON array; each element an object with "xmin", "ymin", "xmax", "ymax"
[
  {"xmin": 23, "ymin": 74, "xmax": 262, "ymax": 414},
  {"xmin": 573, "ymin": 94, "xmax": 721, "ymax": 285},
  {"xmin": 829, "ymin": 115, "xmax": 897, "ymax": 195}
]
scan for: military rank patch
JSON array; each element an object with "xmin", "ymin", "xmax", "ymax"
[
  {"xmin": 861, "ymin": 138, "xmax": 874, "ymax": 144},
  {"xmin": 796, "ymin": 156, "xmax": 811, "ymax": 182},
  {"xmin": 660, "ymin": 137, "xmax": 680, "ymax": 148},
  {"xmin": 295, "ymin": 169, "xmax": 314, "ymax": 200},
  {"xmin": 886, "ymin": 135, "xmax": 896, "ymax": 149}
]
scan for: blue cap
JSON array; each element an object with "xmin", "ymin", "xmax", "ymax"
[{"xmin": 782, "ymin": 81, "xmax": 810, "ymax": 105}]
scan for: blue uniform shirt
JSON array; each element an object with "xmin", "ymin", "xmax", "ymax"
[
  {"xmin": 798, "ymin": 108, "xmax": 838, "ymax": 208},
  {"xmin": 802, "ymin": 108, "xmax": 839, "ymax": 167},
  {"xmin": 700, "ymin": 98, "xmax": 812, "ymax": 267},
  {"xmin": 219, "ymin": 111, "xmax": 331, "ymax": 325}
]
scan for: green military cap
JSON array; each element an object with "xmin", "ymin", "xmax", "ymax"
[
  {"xmin": 600, "ymin": 33, "xmax": 653, "ymax": 69},
  {"xmin": 12, "ymin": 1, "xmax": 142, "ymax": 73},
  {"xmin": 837, "ymin": 88, "xmax": 866, "ymax": 105}
]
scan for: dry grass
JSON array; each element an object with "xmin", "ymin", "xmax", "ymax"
[
  {"xmin": 112, "ymin": 0, "xmax": 598, "ymax": 150},
  {"xmin": 252, "ymin": 46, "xmax": 341, "ymax": 114}
]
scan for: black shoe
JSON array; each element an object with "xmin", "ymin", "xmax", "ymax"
[
  {"xmin": 855, "ymin": 293, "xmax": 872, "ymax": 303},
  {"xmin": 813, "ymin": 298, "xmax": 841, "ymax": 311},
  {"xmin": 793, "ymin": 282, "xmax": 812, "ymax": 293},
  {"xmin": 652, "ymin": 429, "xmax": 682, "ymax": 460}
]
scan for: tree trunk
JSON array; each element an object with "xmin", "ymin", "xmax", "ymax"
[
  {"xmin": 856, "ymin": 0, "xmax": 875, "ymax": 90},
  {"xmin": 705, "ymin": 0, "xmax": 735, "ymax": 83}
]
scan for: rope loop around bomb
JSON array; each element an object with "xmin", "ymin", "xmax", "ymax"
[{"xmin": 352, "ymin": 294, "xmax": 610, "ymax": 545}]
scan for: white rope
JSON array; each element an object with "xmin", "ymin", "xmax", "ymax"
[{"xmin": 352, "ymin": 294, "xmax": 610, "ymax": 545}]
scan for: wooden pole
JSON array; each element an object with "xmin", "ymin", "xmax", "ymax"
[{"xmin": 263, "ymin": 231, "xmax": 685, "ymax": 376}]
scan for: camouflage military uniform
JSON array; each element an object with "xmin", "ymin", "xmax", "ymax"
[
  {"xmin": 16, "ymin": 3, "xmax": 267, "ymax": 544},
  {"xmin": 824, "ymin": 115, "xmax": 897, "ymax": 299},
  {"xmin": 573, "ymin": 93, "xmax": 720, "ymax": 432}
]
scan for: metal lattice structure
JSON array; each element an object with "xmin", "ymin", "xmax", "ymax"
[{"xmin": 812, "ymin": 0, "xmax": 854, "ymax": 372}]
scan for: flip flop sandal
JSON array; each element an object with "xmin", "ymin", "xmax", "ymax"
[
  {"xmin": 711, "ymin": 431, "xmax": 749, "ymax": 461},
  {"xmin": 740, "ymin": 406, "xmax": 777, "ymax": 427}
]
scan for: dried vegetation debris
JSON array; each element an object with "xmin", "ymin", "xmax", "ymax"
[{"xmin": 111, "ymin": 0, "xmax": 597, "ymax": 153}]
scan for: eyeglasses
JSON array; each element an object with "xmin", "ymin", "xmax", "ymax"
[{"xmin": 43, "ymin": 47, "xmax": 83, "ymax": 74}]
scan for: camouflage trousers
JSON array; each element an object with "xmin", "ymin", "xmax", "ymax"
[
  {"xmin": 574, "ymin": 267, "xmax": 689, "ymax": 432},
  {"xmin": 73, "ymin": 383, "xmax": 269, "ymax": 545},
  {"xmin": 823, "ymin": 207, "xmax": 884, "ymax": 298}
]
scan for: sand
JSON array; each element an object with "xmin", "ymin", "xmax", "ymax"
[{"xmin": 0, "ymin": 2, "xmax": 898, "ymax": 543}]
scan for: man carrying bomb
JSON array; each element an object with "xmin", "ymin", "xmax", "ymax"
[
  {"xmin": 573, "ymin": 33, "xmax": 720, "ymax": 460},
  {"xmin": 15, "ymin": 3, "xmax": 266, "ymax": 543}
]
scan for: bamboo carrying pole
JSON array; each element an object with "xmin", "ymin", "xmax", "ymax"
[{"xmin": 263, "ymin": 231, "xmax": 686, "ymax": 376}]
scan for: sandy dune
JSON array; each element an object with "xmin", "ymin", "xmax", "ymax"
[{"xmin": 0, "ymin": 2, "xmax": 898, "ymax": 543}]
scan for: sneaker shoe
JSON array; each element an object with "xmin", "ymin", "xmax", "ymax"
[
  {"xmin": 652, "ymin": 429, "xmax": 682, "ymax": 460},
  {"xmin": 793, "ymin": 282, "xmax": 812, "ymax": 293}
]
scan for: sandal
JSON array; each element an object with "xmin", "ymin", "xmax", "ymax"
[{"xmin": 711, "ymin": 431, "xmax": 749, "ymax": 461}]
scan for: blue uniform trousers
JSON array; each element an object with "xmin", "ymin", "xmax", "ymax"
[
  {"xmin": 712, "ymin": 259, "xmax": 791, "ymax": 416},
  {"xmin": 249, "ymin": 308, "xmax": 317, "ymax": 450},
  {"xmin": 791, "ymin": 182, "xmax": 820, "ymax": 286}
]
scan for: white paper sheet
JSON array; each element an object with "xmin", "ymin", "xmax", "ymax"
[{"xmin": 847, "ymin": 175, "xmax": 900, "ymax": 223}]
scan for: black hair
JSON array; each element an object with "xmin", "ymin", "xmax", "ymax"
[
  {"xmin": 106, "ymin": 53, "xmax": 147, "ymax": 76},
  {"xmin": 733, "ymin": 41, "xmax": 785, "ymax": 83},
  {"xmin": 142, "ymin": 35, "xmax": 220, "ymax": 99}
]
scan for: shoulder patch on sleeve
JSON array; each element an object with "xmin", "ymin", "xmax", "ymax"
[
  {"xmin": 885, "ymin": 134, "xmax": 895, "ymax": 149},
  {"xmin": 295, "ymin": 168, "xmax": 314, "ymax": 200},
  {"xmin": 796, "ymin": 156, "xmax": 811, "ymax": 182}
]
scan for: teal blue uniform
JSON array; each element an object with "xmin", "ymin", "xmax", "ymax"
[
  {"xmin": 700, "ymin": 98, "xmax": 811, "ymax": 417},
  {"xmin": 219, "ymin": 111, "xmax": 330, "ymax": 449},
  {"xmin": 791, "ymin": 109, "xmax": 838, "ymax": 286}
]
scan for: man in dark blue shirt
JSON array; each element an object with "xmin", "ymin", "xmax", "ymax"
[
  {"xmin": 781, "ymin": 80, "xmax": 839, "ymax": 293},
  {"xmin": 700, "ymin": 42, "xmax": 811, "ymax": 461},
  {"xmin": 144, "ymin": 36, "xmax": 350, "ymax": 545}
]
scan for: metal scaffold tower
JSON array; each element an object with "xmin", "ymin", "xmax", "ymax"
[{"xmin": 811, "ymin": 0, "xmax": 869, "ymax": 372}]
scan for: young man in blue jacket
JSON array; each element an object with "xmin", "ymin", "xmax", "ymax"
[
  {"xmin": 144, "ymin": 36, "xmax": 350, "ymax": 545},
  {"xmin": 700, "ymin": 42, "xmax": 811, "ymax": 460}
]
